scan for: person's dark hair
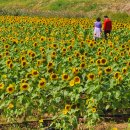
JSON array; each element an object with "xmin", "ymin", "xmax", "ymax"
[
  {"xmin": 96, "ymin": 17, "xmax": 101, "ymax": 22},
  {"xmin": 104, "ymin": 16, "xmax": 108, "ymax": 18}
]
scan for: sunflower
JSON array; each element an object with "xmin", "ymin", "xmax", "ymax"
[
  {"xmin": 51, "ymin": 51, "xmax": 56, "ymax": 59},
  {"xmin": 105, "ymin": 66, "xmax": 112, "ymax": 74},
  {"xmin": 68, "ymin": 56, "xmax": 72, "ymax": 62},
  {"xmin": 36, "ymin": 59, "xmax": 43, "ymax": 67},
  {"xmin": 39, "ymin": 47, "xmax": 45, "ymax": 52},
  {"xmin": 65, "ymin": 104, "xmax": 71, "ymax": 111},
  {"xmin": 21, "ymin": 60, "xmax": 27, "ymax": 68},
  {"xmin": 26, "ymin": 73, "xmax": 32, "ymax": 78},
  {"xmin": 33, "ymin": 42, "xmax": 38, "ymax": 47},
  {"xmin": 8, "ymin": 103, "xmax": 14, "ymax": 109},
  {"xmin": 62, "ymin": 74, "xmax": 70, "ymax": 80},
  {"xmin": 50, "ymin": 73, "xmax": 58, "ymax": 80},
  {"xmin": 72, "ymin": 67, "xmax": 79, "ymax": 75},
  {"xmin": 80, "ymin": 62, "xmax": 86, "ymax": 69},
  {"xmin": 32, "ymin": 69, "xmax": 39, "ymax": 77},
  {"xmin": 40, "ymin": 36, "xmax": 46, "ymax": 41},
  {"xmin": 0, "ymin": 54, "xmax": 2, "ymax": 59},
  {"xmin": 74, "ymin": 51, "xmax": 80, "ymax": 57},
  {"xmin": 87, "ymin": 73, "xmax": 95, "ymax": 80},
  {"xmin": 4, "ymin": 44, "xmax": 9, "ymax": 49},
  {"xmin": 0, "ymin": 83, "xmax": 4, "ymax": 89},
  {"xmin": 6, "ymin": 60, "xmax": 12, "ymax": 66},
  {"xmin": 96, "ymin": 59, "xmax": 101, "ymax": 65},
  {"xmin": 20, "ymin": 56, "xmax": 26, "ymax": 61},
  {"xmin": 100, "ymin": 58, "xmax": 107, "ymax": 65},
  {"xmin": 62, "ymin": 109, "xmax": 68, "ymax": 115},
  {"xmin": 98, "ymin": 70, "xmax": 102, "ymax": 77},
  {"xmin": 38, "ymin": 78, "xmax": 46, "ymax": 88},
  {"xmin": 74, "ymin": 76, "xmax": 80, "ymax": 84},
  {"xmin": 126, "ymin": 61, "xmax": 130, "ymax": 67},
  {"xmin": 69, "ymin": 80, "xmax": 75, "ymax": 87},
  {"xmin": 52, "ymin": 43, "xmax": 58, "ymax": 49},
  {"xmin": 20, "ymin": 83, "xmax": 29, "ymax": 91},
  {"xmin": 8, "ymin": 62, "xmax": 13, "ymax": 69},
  {"xmin": 122, "ymin": 67, "xmax": 127, "ymax": 75},
  {"xmin": 80, "ymin": 55, "xmax": 86, "ymax": 61},
  {"xmin": 90, "ymin": 59, "xmax": 94, "ymax": 64},
  {"xmin": 6, "ymin": 84, "xmax": 15, "ymax": 94},
  {"xmin": 92, "ymin": 108, "xmax": 96, "ymax": 113},
  {"xmin": 21, "ymin": 79, "xmax": 28, "ymax": 83},
  {"xmin": 68, "ymin": 45, "xmax": 73, "ymax": 50},
  {"xmin": 2, "ymin": 75, "xmax": 7, "ymax": 79},
  {"xmin": 30, "ymin": 52, "xmax": 36, "ymax": 58},
  {"xmin": 89, "ymin": 42, "xmax": 94, "ymax": 48},
  {"xmin": 96, "ymin": 51, "xmax": 102, "ymax": 56},
  {"xmin": 47, "ymin": 68, "xmax": 54, "ymax": 73},
  {"xmin": 114, "ymin": 56, "xmax": 118, "ymax": 62},
  {"xmin": 62, "ymin": 48, "xmax": 67, "ymax": 54},
  {"xmin": 4, "ymin": 51, "xmax": 9, "ymax": 56},
  {"xmin": 47, "ymin": 61, "xmax": 54, "ymax": 68},
  {"xmin": 113, "ymin": 72, "xmax": 120, "ymax": 79}
]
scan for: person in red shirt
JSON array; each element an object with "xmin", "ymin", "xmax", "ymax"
[{"xmin": 104, "ymin": 16, "xmax": 112, "ymax": 39}]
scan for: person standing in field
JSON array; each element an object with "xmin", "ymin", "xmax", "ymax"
[
  {"xmin": 104, "ymin": 16, "xmax": 112, "ymax": 40},
  {"xmin": 93, "ymin": 17, "xmax": 102, "ymax": 41}
]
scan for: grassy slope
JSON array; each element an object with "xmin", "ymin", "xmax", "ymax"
[{"xmin": 0, "ymin": 0, "xmax": 130, "ymax": 18}]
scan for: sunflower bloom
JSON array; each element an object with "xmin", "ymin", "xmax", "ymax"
[
  {"xmin": 62, "ymin": 74, "xmax": 70, "ymax": 80},
  {"xmin": 20, "ymin": 83, "xmax": 29, "ymax": 91},
  {"xmin": 80, "ymin": 62, "xmax": 86, "ymax": 69},
  {"xmin": 114, "ymin": 72, "xmax": 120, "ymax": 79},
  {"xmin": 122, "ymin": 67, "xmax": 127, "ymax": 75},
  {"xmin": 100, "ymin": 58, "xmax": 107, "ymax": 65},
  {"xmin": 47, "ymin": 61, "xmax": 54, "ymax": 68},
  {"xmin": 50, "ymin": 73, "xmax": 58, "ymax": 80},
  {"xmin": 0, "ymin": 83, "xmax": 4, "ymax": 89},
  {"xmin": 6, "ymin": 84, "xmax": 15, "ymax": 94},
  {"xmin": 74, "ymin": 76, "xmax": 80, "ymax": 84},
  {"xmin": 69, "ymin": 80, "xmax": 75, "ymax": 87},
  {"xmin": 72, "ymin": 67, "xmax": 79, "ymax": 75},
  {"xmin": 38, "ymin": 78, "xmax": 46, "ymax": 88},
  {"xmin": 105, "ymin": 66, "xmax": 112, "ymax": 74},
  {"xmin": 8, "ymin": 103, "xmax": 14, "ymax": 109},
  {"xmin": 65, "ymin": 104, "xmax": 71, "ymax": 111},
  {"xmin": 87, "ymin": 73, "xmax": 95, "ymax": 80},
  {"xmin": 32, "ymin": 69, "xmax": 39, "ymax": 77},
  {"xmin": 92, "ymin": 108, "xmax": 96, "ymax": 113}
]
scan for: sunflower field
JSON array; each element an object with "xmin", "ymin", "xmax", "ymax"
[{"xmin": 0, "ymin": 16, "xmax": 130, "ymax": 129}]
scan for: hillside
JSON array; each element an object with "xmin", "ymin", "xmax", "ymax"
[{"xmin": 0, "ymin": 0, "xmax": 130, "ymax": 18}]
